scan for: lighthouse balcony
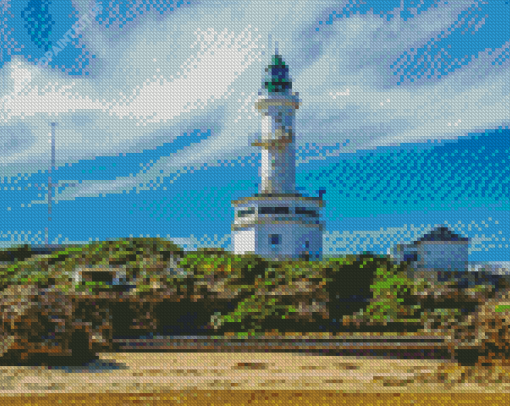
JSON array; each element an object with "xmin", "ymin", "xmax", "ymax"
[
  {"xmin": 251, "ymin": 135, "xmax": 293, "ymax": 148},
  {"xmin": 232, "ymin": 218, "xmax": 324, "ymax": 232},
  {"xmin": 254, "ymin": 94, "xmax": 300, "ymax": 110}
]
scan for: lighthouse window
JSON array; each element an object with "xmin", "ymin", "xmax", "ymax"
[
  {"xmin": 269, "ymin": 234, "xmax": 281, "ymax": 245},
  {"xmin": 237, "ymin": 208, "xmax": 255, "ymax": 217},
  {"xmin": 259, "ymin": 207, "xmax": 274, "ymax": 214},
  {"xmin": 295, "ymin": 207, "xmax": 318, "ymax": 217},
  {"xmin": 259, "ymin": 207, "xmax": 289, "ymax": 215}
]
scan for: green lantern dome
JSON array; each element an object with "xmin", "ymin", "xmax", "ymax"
[{"xmin": 263, "ymin": 54, "xmax": 292, "ymax": 94}]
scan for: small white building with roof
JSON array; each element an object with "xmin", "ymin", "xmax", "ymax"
[{"xmin": 389, "ymin": 226, "xmax": 469, "ymax": 272}]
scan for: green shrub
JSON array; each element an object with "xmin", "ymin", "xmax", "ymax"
[{"xmin": 360, "ymin": 263, "xmax": 423, "ymax": 324}]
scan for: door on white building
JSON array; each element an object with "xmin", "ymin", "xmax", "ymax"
[{"xmin": 269, "ymin": 234, "xmax": 281, "ymax": 256}]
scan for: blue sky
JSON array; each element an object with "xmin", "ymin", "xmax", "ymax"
[{"xmin": 0, "ymin": 0, "xmax": 508, "ymax": 261}]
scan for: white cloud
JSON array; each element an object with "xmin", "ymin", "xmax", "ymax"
[{"xmin": 0, "ymin": 0, "xmax": 508, "ymax": 203}]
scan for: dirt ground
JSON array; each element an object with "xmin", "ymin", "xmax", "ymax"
[{"xmin": 1, "ymin": 352, "xmax": 510, "ymax": 394}]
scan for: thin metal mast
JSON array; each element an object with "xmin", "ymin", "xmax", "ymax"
[{"xmin": 45, "ymin": 122, "xmax": 56, "ymax": 246}]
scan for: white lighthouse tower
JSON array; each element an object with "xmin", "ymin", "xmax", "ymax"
[{"xmin": 231, "ymin": 45, "xmax": 324, "ymax": 261}]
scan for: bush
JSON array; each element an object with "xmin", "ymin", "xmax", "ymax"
[{"xmin": 347, "ymin": 262, "xmax": 424, "ymax": 326}]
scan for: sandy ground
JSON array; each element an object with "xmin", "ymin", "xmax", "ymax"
[{"xmin": 0, "ymin": 353, "xmax": 510, "ymax": 394}]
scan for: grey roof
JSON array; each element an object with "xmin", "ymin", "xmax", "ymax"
[{"xmin": 414, "ymin": 226, "xmax": 469, "ymax": 244}]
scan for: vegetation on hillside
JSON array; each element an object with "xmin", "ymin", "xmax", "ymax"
[
  {"xmin": 0, "ymin": 242, "xmax": 453, "ymax": 331},
  {"xmin": 0, "ymin": 238, "xmax": 183, "ymax": 293},
  {"xmin": 0, "ymin": 239, "xmax": 509, "ymax": 366}
]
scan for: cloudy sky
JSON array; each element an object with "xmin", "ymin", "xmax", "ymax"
[{"xmin": 0, "ymin": 0, "xmax": 509, "ymax": 261}]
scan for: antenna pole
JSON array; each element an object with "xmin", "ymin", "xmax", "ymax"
[{"xmin": 46, "ymin": 122, "xmax": 56, "ymax": 246}]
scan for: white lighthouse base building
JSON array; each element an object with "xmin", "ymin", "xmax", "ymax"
[{"xmin": 232, "ymin": 194, "xmax": 324, "ymax": 261}]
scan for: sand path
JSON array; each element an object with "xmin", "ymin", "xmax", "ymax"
[{"xmin": 0, "ymin": 352, "xmax": 509, "ymax": 393}]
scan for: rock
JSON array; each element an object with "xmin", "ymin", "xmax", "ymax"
[
  {"xmin": 0, "ymin": 284, "xmax": 113, "ymax": 365},
  {"xmin": 470, "ymin": 293, "xmax": 510, "ymax": 366}
]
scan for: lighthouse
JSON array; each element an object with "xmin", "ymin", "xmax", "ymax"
[{"xmin": 231, "ymin": 45, "xmax": 325, "ymax": 261}]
